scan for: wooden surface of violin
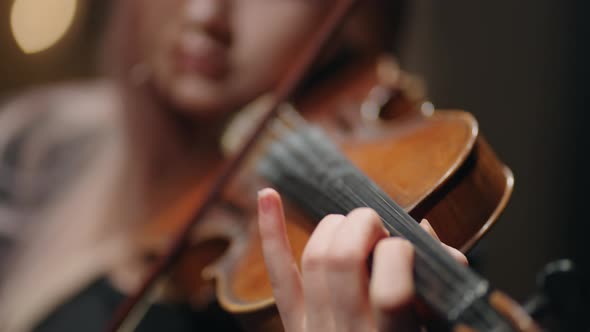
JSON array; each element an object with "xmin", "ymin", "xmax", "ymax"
[
  {"xmin": 221, "ymin": 57, "xmax": 513, "ymax": 313},
  {"xmin": 133, "ymin": 56, "xmax": 515, "ymax": 331}
]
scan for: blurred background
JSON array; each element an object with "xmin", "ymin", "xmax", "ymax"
[
  {"xmin": 0, "ymin": 0, "xmax": 587, "ymax": 304},
  {"xmin": 398, "ymin": 1, "xmax": 589, "ymax": 302}
]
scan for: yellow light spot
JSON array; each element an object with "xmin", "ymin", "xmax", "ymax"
[{"xmin": 10, "ymin": 0, "xmax": 78, "ymax": 54}]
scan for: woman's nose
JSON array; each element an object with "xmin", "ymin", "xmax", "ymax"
[{"xmin": 182, "ymin": 0, "xmax": 231, "ymax": 43}]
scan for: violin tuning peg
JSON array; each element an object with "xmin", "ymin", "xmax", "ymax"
[
  {"xmin": 277, "ymin": 103, "xmax": 307, "ymax": 128},
  {"xmin": 376, "ymin": 55, "xmax": 401, "ymax": 86}
]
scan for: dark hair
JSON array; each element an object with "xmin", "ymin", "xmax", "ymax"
[
  {"xmin": 346, "ymin": 0, "xmax": 409, "ymax": 53},
  {"xmin": 99, "ymin": 0, "xmax": 141, "ymax": 79}
]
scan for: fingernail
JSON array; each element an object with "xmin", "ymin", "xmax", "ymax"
[{"xmin": 257, "ymin": 189, "xmax": 272, "ymax": 212}]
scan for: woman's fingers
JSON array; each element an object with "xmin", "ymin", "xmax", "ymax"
[
  {"xmin": 257, "ymin": 188, "xmax": 304, "ymax": 330},
  {"xmin": 419, "ymin": 219, "xmax": 440, "ymax": 241},
  {"xmin": 258, "ymin": 197, "xmax": 466, "ymax": 332},
  {"xmin": 300, "ymin": 214, "xmax": 345, "ymax": 331},
  {"xmin": 420, "ymin": 219, "xmax": 468, "ymax": 265},
  {"xmin": 370, "ymin": 238, "xmax": 418, "ymax": 331},
  {"xmin": 325, "ymin": 208, "xmax": 388, "ymax": 332},
  {"xmin": 443, "ymin": 244, "xmax": 468, "ymax": 266}
]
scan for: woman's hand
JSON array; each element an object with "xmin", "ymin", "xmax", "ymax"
[{"xmin": 257, "ymin": 188, "xmax": 467, "ymax": 332}]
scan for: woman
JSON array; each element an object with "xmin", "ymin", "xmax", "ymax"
[{"xmin": 0, "ymin": 0, "xmax": 464, "ymax": 331}]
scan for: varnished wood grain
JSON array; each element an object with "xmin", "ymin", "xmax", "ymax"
[
  {"xmin": 138, "ymin": 58, "xmax": 516, "ymax": 327},
  {"xmin": 208, "ymin": 58, "xmax": 514, "ymax": 314}
]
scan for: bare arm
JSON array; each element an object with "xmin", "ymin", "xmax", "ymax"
[
  {"xmin": 0, "ymin": 81, "xmax": 115, "ymax": 243},
  {"xmin": 0, "ymin": 91, "xmax": 49, "ymax": 240}
]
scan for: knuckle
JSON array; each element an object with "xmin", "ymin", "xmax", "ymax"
[
  {"xmin": 375, "ymin": 238, "xmax": 414, "ymax": 259},
  {"xmin": 459, "ymin": 255, "xmax": 469, "ymax": 266},
  {"xmin": 301, "ymin": 246, "xmax": 327, "ymax": 271},
  {"xmin": 370, "ymin": 285, "xmax": 412, "ymax": 312},
  {"xmin": 449, "ymin": 247, "xmax": 468, "ymax": 266},
  {"xmin": 370, "ymin": 286, "xmax": 388, "ymax": 309},
  {"xmin": 370, "ymin": 239, "xmax": 416, "ymax": 313},
  {"xmin": 321, "ymin": 213, "xmax": 345, "ymax": 224},
  {"xmin": 365, "ymin": 208, "xmax": 381, "ymax": 221},
  {"xmin": 373, "ymin": 239, "xmax": 389, "ymax": 257},
  {"xmin": 349, "ymin": 207, "xmax": 380, "ymax": 221},
  {"xmin": 301, "ymin": 214, "xmax": 344, "ymax": 271},
  {"xmin": 349, "ymin": 208, "xmax": 384, "ymax": 232},
  {"xmin": 325, "ymin": 245, "xmax": 364, "ymax": 270}
]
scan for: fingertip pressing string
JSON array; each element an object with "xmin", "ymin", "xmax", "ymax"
[{"xmin": 257, "ymin": 120, "xmax": 515, "ymax": 331}]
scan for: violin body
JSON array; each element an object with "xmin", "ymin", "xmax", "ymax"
[{"xmin": 138, "ymin": 56, "xmax": 514, "ymax": 329}]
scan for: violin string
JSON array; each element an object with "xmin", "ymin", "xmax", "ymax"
[
  {"xmin": 335, "ymin": 177, "xmax": 501, "ymax": 329},
  {"xmin": 290, "ymin": 125, "xmax": 506, "ymax": 330},
  {"xmin": 260, "ymin": 121, "xmax": 508, "ymax": 330},
  {"xmin": 265, "ymin": 121, "xmax": 472, "ymax": 299},
  {"xmin": 266, "ymin": 173, "xmax": 505, "ymax": 330},
  {"xmin": 290, "ymin": 121, "xmax": 507, "ymax": 330},
  {"xmin": 279, "ymin": 107, "xmax": 498, "ymax": 296},
  {"xmin": 268, "ymin": 112, "xmax": 505, "ymax": 330},
  {"xmin": 265, "ymin": 167, "xmax": 500, "ymax": 330},
  {"xmin": 297, "ymin": 127, "xmax": 476, "ymax": 270},
  {"xmin": 320, "ymin": 147, "xmax": 503, "ymax": 330},
  {"xmin": 276, "ymin": 125, "xmax": 475, "ymax": 282},
  {"xmin": 272, "ymin": 111, "xmax": 485, "ymax": 283},
  {"xmin": 270, "ymin": 153, "xmax": 476, "ymax": 314},
  {"xmin": 268, "ymin": 152, "xmax": 500, "ymax": 330},
  {"xmin": 260, "ymin": 154, "xmax": 494, "ymax": 329}
]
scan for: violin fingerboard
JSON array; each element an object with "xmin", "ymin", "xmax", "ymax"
[{"xmin": 258, "ymin": 125, "xmax": 518, "ymax": 332}]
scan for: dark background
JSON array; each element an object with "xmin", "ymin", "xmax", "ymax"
[
  {"xmin": 1, "ymin": 0, "xmax": 588, "ymax": 305},
  {"xmin": 399, "ymin": 0, "xmax": 589, "ymax": 302}
]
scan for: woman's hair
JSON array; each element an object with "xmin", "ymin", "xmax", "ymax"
[
  {"xmin": 100, "ymin": 0, "xmax": 142, "ymax": 80},
  {"xmin": 349, "ymin": 0, "xmax": 408, "ymax": 54}
]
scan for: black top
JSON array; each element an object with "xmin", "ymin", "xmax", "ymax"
[
  {"xmin": 34, "ymin": 277, "xmax": 242, "ymax": 332},
  {"xmin": 0, "ymin": 87, "xmax": 245, "ymax": 331}
]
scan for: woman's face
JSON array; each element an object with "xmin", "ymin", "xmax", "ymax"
[{"xmin": 138, "ymin": 0, "xmax": 328, "ymax": 117}]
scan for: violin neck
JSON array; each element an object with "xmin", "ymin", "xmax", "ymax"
[{"xmin": 259, "ymin": 125, "xmax": 537, "ymax": 331}]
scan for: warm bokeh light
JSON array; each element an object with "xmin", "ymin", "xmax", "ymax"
[{"xmin": 10, "ymin": 0, "xmax": 78, "ymax": 54}]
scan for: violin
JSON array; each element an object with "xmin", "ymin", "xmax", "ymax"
[{"xmin": 107, "ymin": 1, "xmax": 547, "ymax": 331}]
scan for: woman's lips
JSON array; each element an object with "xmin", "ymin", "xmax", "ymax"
[{"xmin": 173, "ymin": 32, "xmax": 228, "ymax": 79}]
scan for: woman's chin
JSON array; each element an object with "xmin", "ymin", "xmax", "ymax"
[{"xmin": 165, "ymin": 81, "xmax": 237, "ymax": 119}]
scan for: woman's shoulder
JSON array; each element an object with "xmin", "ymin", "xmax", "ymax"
[
  {"xmin": 0, "ymin": 79, "xmax": 121, "ymax": 130},
  {"xmin": 0, "ymin": 79, "xmax": 123, "ymax": 243},
  {"xmin": 0, "ymin": 78, "xmax": 122, "ymax": 172}
]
